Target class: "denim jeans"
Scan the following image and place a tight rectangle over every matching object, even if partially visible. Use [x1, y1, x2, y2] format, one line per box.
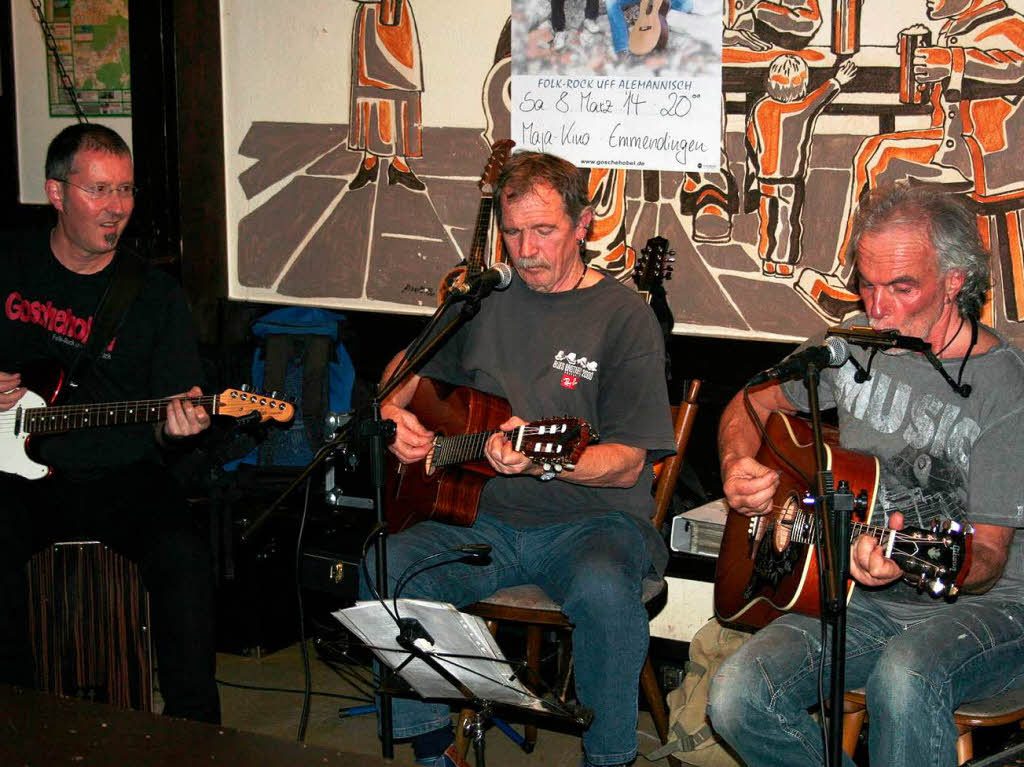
[551, 0, 600, 32]
[607, 0, 692, 53]
[359, 511, 655, 766]
[707, 591, 1024, 767]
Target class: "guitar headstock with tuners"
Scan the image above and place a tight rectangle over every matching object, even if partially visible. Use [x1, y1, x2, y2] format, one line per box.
[633, 235, 675, 302]
[887, 517, 974, 599]
[216, 388, 295, 423]
[510, 417, 598, 474]
[478, 139, 515, 195]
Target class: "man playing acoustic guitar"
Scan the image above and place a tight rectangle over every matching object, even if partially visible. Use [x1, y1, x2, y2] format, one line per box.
[0, 125, 218, 723]
[709, 185, 1024, 766]
[366, 151, 677, 767]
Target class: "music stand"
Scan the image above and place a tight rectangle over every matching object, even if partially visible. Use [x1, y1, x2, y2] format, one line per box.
[334, 599, 592, 766]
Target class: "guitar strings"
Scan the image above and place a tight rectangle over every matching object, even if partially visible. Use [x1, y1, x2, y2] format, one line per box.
[433, 424, 583, 468]
[0, 394, 220, 432]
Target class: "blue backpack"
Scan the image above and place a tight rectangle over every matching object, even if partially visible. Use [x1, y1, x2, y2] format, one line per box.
[227, 307, 355, 468]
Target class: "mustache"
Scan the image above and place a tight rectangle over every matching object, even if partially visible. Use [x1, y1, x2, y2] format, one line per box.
[514, 257, 547, 269]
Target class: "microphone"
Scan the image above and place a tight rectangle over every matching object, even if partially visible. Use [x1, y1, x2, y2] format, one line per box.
[827, 325, 930, 353]
[748, 336, 850, 386]
[452, 262, 514, 298]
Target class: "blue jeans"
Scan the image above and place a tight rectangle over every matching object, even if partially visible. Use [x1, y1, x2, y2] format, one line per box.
[707, 591, 1024, 767]
[359, 512, 655, 766]
[607, 0, 692, 54]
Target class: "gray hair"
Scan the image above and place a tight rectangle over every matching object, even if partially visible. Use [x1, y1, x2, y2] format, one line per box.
[848, 184, 990, 320]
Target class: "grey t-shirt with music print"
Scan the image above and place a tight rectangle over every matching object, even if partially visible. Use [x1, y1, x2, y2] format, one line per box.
[781, 316, 1024, 624]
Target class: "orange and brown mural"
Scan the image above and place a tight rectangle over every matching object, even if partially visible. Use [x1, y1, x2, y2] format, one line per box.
[224, 0, 1024, 346]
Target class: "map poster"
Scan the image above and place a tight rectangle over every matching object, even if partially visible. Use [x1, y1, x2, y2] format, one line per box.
[510, 0, 722, 172]
[45, 0, 131, 117]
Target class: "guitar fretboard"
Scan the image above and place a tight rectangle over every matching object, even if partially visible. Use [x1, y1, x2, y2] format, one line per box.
[21, 395, 219, 435]
[790, 511, 898, 546]
[433, 428, 504, 468]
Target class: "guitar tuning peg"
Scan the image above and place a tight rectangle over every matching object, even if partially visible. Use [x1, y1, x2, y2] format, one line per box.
[542, 462, 552, 472]
[668, 250, 676, 256]
[269, 391, 280, 399]
[240, 384, 251, 392]
[554, 464, 563, 473]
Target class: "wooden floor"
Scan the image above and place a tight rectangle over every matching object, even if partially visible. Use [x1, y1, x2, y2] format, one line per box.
[1, 642, 675, 767]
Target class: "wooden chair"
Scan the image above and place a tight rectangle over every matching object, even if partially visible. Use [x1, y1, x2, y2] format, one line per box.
[842, 686, 1024, 765]
[26, 541, 153, 711]
[455, 380, 701, 756]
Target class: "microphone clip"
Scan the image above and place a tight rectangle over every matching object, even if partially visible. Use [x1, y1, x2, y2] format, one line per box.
[397, 616, 435, 648]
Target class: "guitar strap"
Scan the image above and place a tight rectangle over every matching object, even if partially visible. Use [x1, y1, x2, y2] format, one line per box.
[66, 247, 149, 392]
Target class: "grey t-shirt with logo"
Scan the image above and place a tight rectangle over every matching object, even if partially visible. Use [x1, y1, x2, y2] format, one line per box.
[417, 271, 677, 574]
[781, 316, 1024, 623]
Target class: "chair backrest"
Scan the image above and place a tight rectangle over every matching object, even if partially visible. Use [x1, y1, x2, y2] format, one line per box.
[651, 379, 701, 530]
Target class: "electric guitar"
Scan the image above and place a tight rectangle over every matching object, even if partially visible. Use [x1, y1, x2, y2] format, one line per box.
[629, 0, 670, 55]
[2, 363, 295, 480]
[713, 412, 973, 631]
[437, 139, 515, 304]
[384, 378, 597, 533]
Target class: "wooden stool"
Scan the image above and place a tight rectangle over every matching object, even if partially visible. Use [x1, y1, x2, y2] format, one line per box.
[843, 687, 1024, 765]
[26, 541, 153, 711]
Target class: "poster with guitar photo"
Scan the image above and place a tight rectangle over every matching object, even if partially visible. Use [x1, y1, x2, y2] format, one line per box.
[510, 0, 723, 171]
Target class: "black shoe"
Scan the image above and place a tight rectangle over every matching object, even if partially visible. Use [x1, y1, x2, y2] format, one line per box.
[388, 161, 426, 191]
[349, 160, 379, 190]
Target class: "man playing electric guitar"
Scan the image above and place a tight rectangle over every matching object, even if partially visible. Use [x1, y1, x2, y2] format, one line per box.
[0, 125, 219, 723]
[366, 151, 677, 767]
[709, 185, 1024, 767]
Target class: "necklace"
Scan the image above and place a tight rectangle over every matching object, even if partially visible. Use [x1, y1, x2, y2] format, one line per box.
[570, 264, 588, 291]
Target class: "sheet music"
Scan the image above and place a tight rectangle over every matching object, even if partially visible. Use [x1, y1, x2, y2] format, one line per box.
[334, 600, 547, 711]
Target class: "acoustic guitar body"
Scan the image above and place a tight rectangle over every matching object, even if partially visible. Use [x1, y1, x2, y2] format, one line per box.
[629, 0, 670, 55]
[384, 379, 511, 533]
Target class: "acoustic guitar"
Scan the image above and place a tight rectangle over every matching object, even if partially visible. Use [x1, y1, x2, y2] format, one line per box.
[1, 361, 294, 480]
[713, 412, 973, 631]
[384, 378, 597, 533]
[629, 0, 670, 56]
[437, 139, 515, 304]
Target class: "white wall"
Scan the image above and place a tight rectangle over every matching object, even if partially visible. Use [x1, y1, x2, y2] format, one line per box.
[11, 1, 132, 205]
[220, 0, 510, 203]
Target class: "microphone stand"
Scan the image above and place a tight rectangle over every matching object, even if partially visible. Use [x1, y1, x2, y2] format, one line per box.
[240, 285, 491, 759]
[803, 366, 853, 767]
[358, 288, 497, 758]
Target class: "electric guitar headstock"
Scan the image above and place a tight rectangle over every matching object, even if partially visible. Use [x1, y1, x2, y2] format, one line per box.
[511, 417, 598, 474]
[216, 388, 295, 423]
[633, 235, 675, 303]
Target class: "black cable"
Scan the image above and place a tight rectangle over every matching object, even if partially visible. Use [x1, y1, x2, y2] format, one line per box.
[215, 678, 372, 703]
[295, 476, 314, 742]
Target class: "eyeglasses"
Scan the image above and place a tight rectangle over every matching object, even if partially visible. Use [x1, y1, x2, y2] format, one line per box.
[56, 179, 138, 200]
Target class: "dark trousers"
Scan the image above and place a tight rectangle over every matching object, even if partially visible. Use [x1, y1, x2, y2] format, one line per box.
[551, 0, 600, 31]
[0, 463, 220, 724]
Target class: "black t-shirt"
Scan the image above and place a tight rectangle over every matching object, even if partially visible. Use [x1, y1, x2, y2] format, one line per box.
[417, 271, 677, 570]
[0, 244, 204, 477]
